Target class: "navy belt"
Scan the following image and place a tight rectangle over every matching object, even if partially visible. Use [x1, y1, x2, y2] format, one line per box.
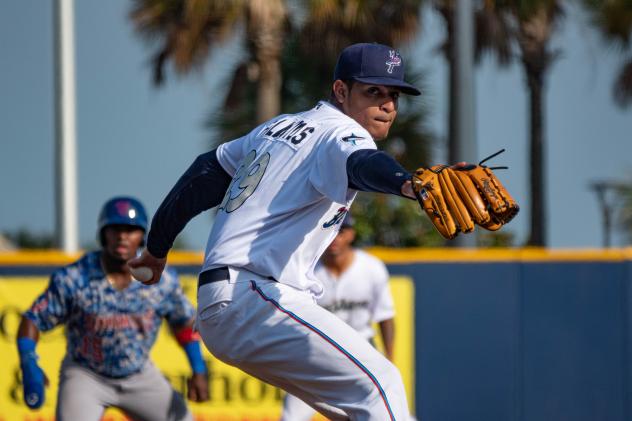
[198, 266, 275, 288]
[198, 267, 230, 287]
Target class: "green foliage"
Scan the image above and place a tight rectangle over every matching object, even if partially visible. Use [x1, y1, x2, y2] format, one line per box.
[582, 0, 632, 47]
[4, 228, 55, 249]
[508, 0, 562, 20]
[617, 183, 632, 244]
[207, 63, 260, 144]
[130, 0, 247, 85]
[476, 229, 516, 248]
[171, 235, 190, 250]
[280, 34, 333, 113]
[581, 0, 632, 107]
[352, 193, 445, 247]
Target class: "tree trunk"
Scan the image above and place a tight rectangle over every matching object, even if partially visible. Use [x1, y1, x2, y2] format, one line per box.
[526, 67, 546, 246]
[447, 26, 458, 165]
[517, 6, 558, 247]
[436, 4, 458, 164]
[247, 0, 286, 124]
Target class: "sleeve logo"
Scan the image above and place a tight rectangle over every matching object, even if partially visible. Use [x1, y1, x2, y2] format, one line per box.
[322, 207, 348, 228]
[340, 133, 365, 146]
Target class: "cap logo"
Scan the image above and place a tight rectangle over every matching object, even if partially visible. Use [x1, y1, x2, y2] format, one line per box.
[386, 50, 401, 74]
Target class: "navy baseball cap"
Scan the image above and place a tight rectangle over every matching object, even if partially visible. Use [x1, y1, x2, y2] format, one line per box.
[334, 43, 421, 96]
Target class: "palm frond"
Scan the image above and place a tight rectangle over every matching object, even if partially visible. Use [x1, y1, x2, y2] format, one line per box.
[300, 0, 423, 68]
[583, 0, 632, 49]
[614, 56, 632, 107]
[130, 0, 244, 85]
[475, 1, 514, 66]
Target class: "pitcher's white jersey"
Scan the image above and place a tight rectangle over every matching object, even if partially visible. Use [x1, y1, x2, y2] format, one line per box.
[202, 101, 376, 296]
[315, 250, 395, 340]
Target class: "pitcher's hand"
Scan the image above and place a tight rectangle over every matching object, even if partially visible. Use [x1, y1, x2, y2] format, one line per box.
[128, 249, 166, 285]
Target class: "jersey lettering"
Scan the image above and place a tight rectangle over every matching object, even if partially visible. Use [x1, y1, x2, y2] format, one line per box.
[287, 121, 307, 136]
[219, 149, 270, 213]
[263, 119, 288, 137]
[272, 122, 294, 138]
[263, 118, 315, 146]
[291, 127, 315, 145]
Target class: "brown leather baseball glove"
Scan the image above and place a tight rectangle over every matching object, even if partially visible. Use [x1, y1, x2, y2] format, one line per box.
[412, 150, 519, 239]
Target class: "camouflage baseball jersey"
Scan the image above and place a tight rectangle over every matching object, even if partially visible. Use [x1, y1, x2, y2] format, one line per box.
[24, 251, 194, 378]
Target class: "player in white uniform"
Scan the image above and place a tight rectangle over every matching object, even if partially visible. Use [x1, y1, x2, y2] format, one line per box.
[281, 214, 397, 421]
[131, 43, 421, 420]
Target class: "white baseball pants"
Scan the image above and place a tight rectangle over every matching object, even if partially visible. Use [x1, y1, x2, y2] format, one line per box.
[196, 270, 411, 421]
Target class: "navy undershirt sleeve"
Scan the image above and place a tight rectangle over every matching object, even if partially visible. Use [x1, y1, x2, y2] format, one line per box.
[147, 149, 232, 258]
[346, 149, 412, 197]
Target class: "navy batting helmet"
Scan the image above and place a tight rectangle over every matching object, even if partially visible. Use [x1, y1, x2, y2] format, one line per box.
[97, 196, 148, 246]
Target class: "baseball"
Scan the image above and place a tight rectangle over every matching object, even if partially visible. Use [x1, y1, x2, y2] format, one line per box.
[130, 266, 153, 282]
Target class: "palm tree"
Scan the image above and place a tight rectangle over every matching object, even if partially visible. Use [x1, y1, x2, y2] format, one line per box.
[130, 0, 288, 123]
[513, 1, 564, 246]
[131, 0, 426, 135]
[430, 1, 515, 247]
[433, 0, 513, 165]
[472, 0, 564, 247]
[581, 0, 632, 108]
[431, 0, 458, 164]
[132, 0, 438, 246]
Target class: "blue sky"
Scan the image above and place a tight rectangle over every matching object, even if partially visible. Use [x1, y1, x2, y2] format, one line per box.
[1, 0, 631, 249]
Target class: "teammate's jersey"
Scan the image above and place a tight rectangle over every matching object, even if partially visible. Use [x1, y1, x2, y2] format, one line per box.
[203, 101, 377, 296]
[314, 250, 395, 340]
[24, 251, 194, 378]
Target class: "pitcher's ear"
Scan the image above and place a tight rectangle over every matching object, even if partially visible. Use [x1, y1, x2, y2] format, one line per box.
[332, 80, 348, 104]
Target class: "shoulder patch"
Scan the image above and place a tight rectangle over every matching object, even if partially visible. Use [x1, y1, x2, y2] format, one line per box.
[340, 133, 365, 146]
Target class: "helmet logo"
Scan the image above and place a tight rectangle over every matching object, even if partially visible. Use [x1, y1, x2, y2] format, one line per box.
[115, 201, 135, 219]
[98, 197, 148, 244]
[386, 50, 401, 74]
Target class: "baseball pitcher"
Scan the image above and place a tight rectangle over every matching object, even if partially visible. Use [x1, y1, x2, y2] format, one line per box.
[131, 43, 425, 420]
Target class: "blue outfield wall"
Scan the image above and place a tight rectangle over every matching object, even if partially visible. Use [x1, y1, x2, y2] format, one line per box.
[388, 260, 631, 421]
[2, 250, 632, 420]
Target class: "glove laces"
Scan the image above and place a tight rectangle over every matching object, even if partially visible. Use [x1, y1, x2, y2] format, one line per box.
[479, 149, 508, 170]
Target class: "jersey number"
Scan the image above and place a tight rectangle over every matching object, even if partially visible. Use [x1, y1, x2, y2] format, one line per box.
[219, 150, 270, 213]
